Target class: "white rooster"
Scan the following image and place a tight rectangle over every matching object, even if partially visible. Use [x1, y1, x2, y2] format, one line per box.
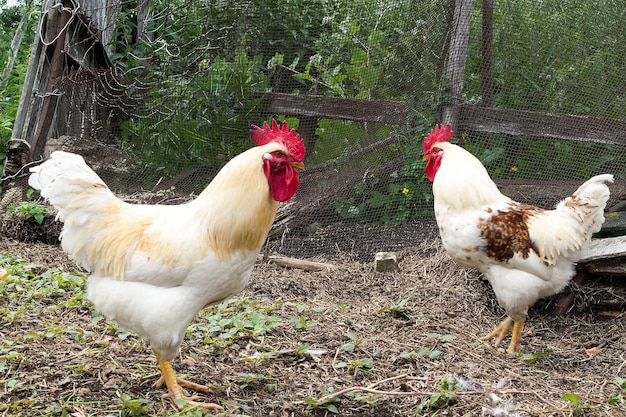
[28, 119, 305, 408]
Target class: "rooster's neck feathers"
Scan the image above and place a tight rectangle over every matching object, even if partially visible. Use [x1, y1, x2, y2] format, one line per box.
[432, 142, 508, 210]
[192, 143, 283, 260]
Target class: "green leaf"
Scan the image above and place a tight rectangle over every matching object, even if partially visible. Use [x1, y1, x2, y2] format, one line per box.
[428, 350, 442, 360]
[561, 393, 580, 405]
[341, 343, 355, 352]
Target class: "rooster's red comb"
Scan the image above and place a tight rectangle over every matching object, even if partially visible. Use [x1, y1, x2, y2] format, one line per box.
[250, 119, 305, 162]
[423, 124, 454, 154]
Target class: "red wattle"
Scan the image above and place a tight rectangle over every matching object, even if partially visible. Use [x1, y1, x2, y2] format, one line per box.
[425, 157, 441, 182]
[264, 160, 300, 202]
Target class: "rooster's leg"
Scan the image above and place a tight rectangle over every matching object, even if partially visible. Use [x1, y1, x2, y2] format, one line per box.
[506, 316, 526, 354]
[481, 317, 514, 348]
[154, 350, 223, 410]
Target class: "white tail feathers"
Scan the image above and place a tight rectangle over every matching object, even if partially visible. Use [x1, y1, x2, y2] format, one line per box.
[529, 174, 613, 264]
[28, 151, 110, 222]
[564, 173, 614, 236]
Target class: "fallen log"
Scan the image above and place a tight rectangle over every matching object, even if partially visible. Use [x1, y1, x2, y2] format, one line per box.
[268, 256, 335, 272]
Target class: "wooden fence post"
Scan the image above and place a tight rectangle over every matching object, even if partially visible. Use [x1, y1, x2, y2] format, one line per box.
[442, 0, 473, 130]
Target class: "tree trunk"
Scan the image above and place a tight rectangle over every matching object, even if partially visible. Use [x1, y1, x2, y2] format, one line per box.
[1, 0, 34, 87]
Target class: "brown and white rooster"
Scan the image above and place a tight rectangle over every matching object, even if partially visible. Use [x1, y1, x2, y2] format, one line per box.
[423, 124, 613, 353]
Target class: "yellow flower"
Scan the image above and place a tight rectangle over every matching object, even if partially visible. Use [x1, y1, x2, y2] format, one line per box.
[511, 166, 518, 172]
[402, 187, 409, 194]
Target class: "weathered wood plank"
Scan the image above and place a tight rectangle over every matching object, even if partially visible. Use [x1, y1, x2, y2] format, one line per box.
[584, 263, 626, 275]
[255, 92, 408, 125]
[256, 92, 626, 147]
[577, 236, 626, 276]
[457, 105, 626, 145]
[578, 236, 626, 263]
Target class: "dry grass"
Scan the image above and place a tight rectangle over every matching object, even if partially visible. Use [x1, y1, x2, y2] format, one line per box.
[1, 227, 625, 417]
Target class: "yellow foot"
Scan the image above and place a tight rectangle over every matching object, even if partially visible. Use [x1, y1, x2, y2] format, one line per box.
[506, 316, 526, 354]
[481, 317, 514, 348]
[161, 387, 223, 410]
[155, 375, 212, 395]
[154, 351, 223, 410]
[481, 316, 526, 354]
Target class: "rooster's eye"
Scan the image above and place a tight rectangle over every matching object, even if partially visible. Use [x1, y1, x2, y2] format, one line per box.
[273, 151, 285, 158]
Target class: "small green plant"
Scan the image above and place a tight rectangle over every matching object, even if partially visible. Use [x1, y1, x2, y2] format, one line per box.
[303, 385, 340, 414]
[236, 372, 274, 390]
[292, 344, 326, 364]
[0, 255, 86, 310]
[377, 298, 411, 319]
[426, 332, 456, 348]
[197, 297, 283, 348]
[414, 374, 461, 415]
[340, 331, 362, 353]
[609, 376, 626, 405]
[296, 345, 326, 362]
[5, 201, 49, 224]
[116, 392, 150, 417]
[401, 333, 456, 361]
[400, 348, 441, 361]
[290, 315, 316, 330]
[562, 392, 592, 416]
[517, 351, 548, 364]
[335, 357, 373, 374]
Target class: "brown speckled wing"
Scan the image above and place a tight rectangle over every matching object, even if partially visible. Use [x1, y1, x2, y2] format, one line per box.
[479, 202, 544, 262]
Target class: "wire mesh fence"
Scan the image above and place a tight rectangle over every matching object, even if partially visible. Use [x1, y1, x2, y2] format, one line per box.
[6, 0, 626, 257]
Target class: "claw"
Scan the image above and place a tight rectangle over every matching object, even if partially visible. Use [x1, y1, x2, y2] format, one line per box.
[481, 317, 514, 347]
[154, 350, 223, 410]
[481, 316, 526, 353]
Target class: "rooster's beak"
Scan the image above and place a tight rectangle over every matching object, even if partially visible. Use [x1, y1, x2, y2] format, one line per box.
[422, 155, 428, 161]
[291, 161, 305, 170]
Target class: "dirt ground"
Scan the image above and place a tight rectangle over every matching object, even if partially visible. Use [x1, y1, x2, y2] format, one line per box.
[1, 218, 626, 417]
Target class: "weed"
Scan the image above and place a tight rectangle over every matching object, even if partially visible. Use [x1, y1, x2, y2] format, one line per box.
[517, 351, 548, 364]
[5, 201, 49, 224]
[426, 332, 456, 348]
[304, 385, 340, 414]
[562, 392, 592, 416]
[117, 392, 150, 417]
[196, 297, 283, 348]
[400, 333, 456, 362]
[292, 344, 327, 364]
[290, 315, 316, 330]
[414, 374, 461, 415]
[400, 348, 440, 361]
[335, 357, 374, 373]
[236, 372, 274, 389]
[608, 377, 626, 406]
[0, 255, 86, 322]
[338, 302, 351, 311]
[340, 331, 362, 352]
[377, 298, 411, 319]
